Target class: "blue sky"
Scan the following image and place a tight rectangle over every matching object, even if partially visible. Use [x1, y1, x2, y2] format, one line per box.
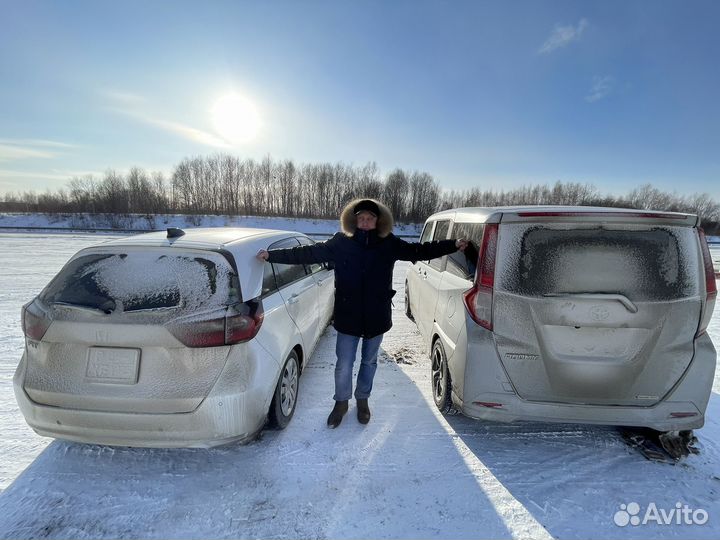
[1, 0, 719, 200]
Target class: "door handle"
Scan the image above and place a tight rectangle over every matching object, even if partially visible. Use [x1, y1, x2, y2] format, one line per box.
[288, 284, 313, 304]
[296, 285, 315, 294]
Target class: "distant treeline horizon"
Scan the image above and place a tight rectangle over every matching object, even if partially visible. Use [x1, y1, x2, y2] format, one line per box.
[1, 154, 719, 233]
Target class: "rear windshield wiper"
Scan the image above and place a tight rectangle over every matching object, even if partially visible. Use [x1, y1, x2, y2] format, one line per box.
[123, 305, 181, 313]
[50, 300, 116, 315]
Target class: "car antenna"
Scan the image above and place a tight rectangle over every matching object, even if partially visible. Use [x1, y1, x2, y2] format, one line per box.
[167, 227, 185, 239]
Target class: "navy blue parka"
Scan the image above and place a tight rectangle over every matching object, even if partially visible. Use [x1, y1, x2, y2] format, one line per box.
[267, 225, 457, 338]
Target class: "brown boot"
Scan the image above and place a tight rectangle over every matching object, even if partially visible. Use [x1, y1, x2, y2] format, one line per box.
[357, 398, 371, 424]
[327, 400, 349, 428]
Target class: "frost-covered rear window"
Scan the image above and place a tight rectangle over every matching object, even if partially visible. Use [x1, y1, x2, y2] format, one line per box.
[497, 225, 700, 301]
[40, 250, 238, 313]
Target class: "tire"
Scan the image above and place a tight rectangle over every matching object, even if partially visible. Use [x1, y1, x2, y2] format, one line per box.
[431, 339, 453, 414]
[404, 281, 414, 321]
[268, 350, 300, 429]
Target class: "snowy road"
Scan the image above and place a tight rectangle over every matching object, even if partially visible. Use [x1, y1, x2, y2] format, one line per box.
[0, 232, 719, 539]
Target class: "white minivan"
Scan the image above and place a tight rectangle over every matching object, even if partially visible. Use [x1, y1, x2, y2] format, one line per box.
[406, 207, 717, 434]
[15, 227, 334, 447]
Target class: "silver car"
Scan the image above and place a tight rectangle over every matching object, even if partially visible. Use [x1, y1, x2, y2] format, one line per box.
[406, 206, 717, 433]
[14, 227, 334, 447]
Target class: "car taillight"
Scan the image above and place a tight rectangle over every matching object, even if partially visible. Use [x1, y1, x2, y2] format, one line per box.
[697, 228, 717, 337]
[168, 299, 264, 348]
[463, 223, 498, 330]
[21, 300, 52, 341]
[226, 300, 265, 344]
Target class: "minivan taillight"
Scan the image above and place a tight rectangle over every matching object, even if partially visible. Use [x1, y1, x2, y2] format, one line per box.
[21, 300, 52, 341]
[697, 228, 717, 337]
[168, 299, 264, 348]
[463, 223, 498, 330]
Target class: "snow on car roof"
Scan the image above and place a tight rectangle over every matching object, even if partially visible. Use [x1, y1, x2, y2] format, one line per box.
[101, 227, 289, 249]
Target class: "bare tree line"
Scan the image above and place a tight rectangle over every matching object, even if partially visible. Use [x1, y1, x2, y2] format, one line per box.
[1, 154, 719, 233]
[442, 182, 720, 233]
[0, 155, 442, 223]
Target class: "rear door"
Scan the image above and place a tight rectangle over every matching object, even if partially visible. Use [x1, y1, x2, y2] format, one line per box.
[492, 213, 703, 407]
[296, 236, 334, 347]
[436, 221, 485, 345]
[270, 237, 320, 353]
[411, 220, 451, 339]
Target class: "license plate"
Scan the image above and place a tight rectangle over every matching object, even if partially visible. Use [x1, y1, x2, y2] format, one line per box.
[86, 348, 140, 384]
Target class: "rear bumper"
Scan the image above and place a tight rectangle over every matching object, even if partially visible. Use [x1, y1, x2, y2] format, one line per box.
[460, 331, 716, 432]
[461, 396, 705, 432]
[13, 344, 279, 448]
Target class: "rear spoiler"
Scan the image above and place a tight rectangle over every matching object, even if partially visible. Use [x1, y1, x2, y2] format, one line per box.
[500, 209, 698, 227]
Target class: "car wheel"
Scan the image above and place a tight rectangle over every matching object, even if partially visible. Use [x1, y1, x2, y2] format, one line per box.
[404, 281, 414, 321]
[269, 350, 300, 429]
[431, 339, 453, 413]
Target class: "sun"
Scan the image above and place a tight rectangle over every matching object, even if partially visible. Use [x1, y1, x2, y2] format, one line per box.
[211, 93, 261, 144]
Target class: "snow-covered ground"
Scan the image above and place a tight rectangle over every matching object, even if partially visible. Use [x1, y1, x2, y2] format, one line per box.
[0, 212, 423, 238]
[0, 231, 718, 539]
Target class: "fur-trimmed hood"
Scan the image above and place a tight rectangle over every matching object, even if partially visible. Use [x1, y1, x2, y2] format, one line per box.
[340, 198, 394, 238]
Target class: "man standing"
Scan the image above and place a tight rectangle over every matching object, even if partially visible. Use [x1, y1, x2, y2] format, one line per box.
[257, 198, 466, 428]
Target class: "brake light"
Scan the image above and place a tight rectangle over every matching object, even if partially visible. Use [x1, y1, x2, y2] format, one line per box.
[168, 299, 264, 348]
[21, 301, 52, 341]
[697, 228, 717, 337]
[463, 223, 498, 330]
[226, 300, 265, 344]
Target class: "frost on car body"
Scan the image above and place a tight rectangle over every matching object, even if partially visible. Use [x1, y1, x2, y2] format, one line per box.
[406, 207, 716, 433]
[14, 227, 334, 447]
[493, 223, 701, 407]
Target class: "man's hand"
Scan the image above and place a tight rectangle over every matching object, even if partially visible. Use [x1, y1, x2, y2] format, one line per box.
[455, 238, 468, 251]
[256, 249, 269, 261]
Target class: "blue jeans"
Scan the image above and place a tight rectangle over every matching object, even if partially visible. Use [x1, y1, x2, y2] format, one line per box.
[333, 332, 384, 401]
